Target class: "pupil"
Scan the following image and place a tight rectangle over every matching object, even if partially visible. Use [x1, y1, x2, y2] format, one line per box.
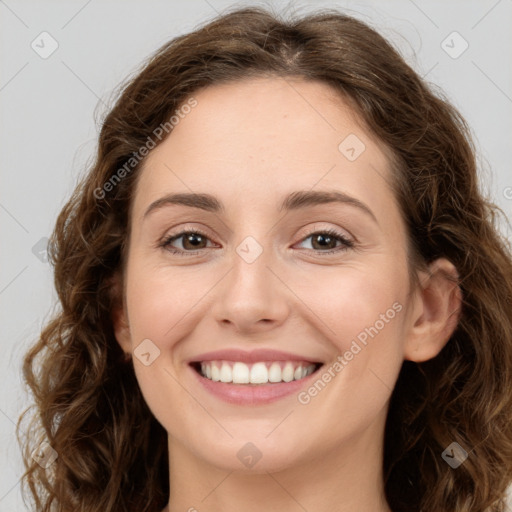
[185, 233, 204, 249]
[314, 234, 334, 250]
[182, 233, 337, 251]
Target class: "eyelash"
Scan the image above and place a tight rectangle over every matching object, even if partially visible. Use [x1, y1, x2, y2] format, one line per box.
[158, 228, 354, 257]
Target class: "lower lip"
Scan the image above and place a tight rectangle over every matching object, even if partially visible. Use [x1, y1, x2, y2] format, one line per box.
[190, 364, 322, 405]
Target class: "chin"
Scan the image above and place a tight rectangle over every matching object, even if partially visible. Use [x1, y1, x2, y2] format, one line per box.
[190, 435, 310, 474]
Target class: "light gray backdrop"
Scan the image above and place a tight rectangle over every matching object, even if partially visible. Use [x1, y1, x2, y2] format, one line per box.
[1, 0, 511, 510]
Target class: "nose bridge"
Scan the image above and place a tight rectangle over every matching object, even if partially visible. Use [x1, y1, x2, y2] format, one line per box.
[213, 230, 289, 331]
[230, 233, 275, 306]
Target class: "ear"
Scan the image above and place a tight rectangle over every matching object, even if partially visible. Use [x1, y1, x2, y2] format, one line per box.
[404, 258, 462, 362]
[109, 272, 132, 356]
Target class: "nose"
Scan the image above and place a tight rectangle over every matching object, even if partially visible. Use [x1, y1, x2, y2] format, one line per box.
[211, 243, 290, 335]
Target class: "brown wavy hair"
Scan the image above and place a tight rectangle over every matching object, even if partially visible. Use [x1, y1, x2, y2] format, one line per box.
[17, 5, 512, 512]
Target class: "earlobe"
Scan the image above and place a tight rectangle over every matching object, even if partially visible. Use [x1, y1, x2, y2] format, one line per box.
[112, 303, 131, 355]
[109, 273, 132, 356]
[404, 258, 462, 362]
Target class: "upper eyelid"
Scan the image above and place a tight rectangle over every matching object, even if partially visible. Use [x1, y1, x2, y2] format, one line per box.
[162, 226, 354, 250]
[301, 223, 354, 241]
[163, 221, 354, 239]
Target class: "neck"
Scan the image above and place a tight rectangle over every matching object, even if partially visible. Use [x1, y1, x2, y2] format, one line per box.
[164, 413, 392, 512]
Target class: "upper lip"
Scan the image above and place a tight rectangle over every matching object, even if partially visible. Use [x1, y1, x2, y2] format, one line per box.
[188, 349, 323, 364]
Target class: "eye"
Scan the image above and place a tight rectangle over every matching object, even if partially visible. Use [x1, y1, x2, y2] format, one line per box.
[296, 228, 354, 255]
[159, 229, 215, 255]
[159, 227, 354, 257]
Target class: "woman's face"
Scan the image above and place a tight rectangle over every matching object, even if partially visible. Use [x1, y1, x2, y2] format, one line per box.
[114, 77, 427, 473]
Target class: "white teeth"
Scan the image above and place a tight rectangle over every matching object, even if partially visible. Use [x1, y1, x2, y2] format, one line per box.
[282, 362, 294, 382]
[219, 362, 232, 383]
[268, 362, 282, 383]
[250, 362, 268, 384]
[197, 360, 318, 385]
[232, 362, 249, 384]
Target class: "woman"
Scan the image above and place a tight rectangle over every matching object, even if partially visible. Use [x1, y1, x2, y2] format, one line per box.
[17, 5, 512, 512]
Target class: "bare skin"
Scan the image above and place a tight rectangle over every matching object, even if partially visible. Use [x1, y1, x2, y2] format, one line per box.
[112, 77, 461, 512]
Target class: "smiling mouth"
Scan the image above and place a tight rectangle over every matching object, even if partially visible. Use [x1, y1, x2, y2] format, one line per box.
[190, 360, 323, 385]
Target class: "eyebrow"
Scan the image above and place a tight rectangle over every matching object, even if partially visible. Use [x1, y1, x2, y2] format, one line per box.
[142, 190, 378, 224]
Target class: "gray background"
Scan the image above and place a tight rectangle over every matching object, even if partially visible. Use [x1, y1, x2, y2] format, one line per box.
[1, 0, 511, 509]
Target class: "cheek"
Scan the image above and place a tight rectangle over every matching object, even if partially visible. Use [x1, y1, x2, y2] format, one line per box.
[289, 263, 408, 418]
[291, 270, 407, 438]
[123, 261, 204, 430]
[291, 263, 407, 354]
[122, 248, 410, 461]
[125, 249, 409, 361]
[124, 261, 204, 347]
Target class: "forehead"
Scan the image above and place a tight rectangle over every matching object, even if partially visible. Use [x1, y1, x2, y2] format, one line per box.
[133, 77, 395, 218]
